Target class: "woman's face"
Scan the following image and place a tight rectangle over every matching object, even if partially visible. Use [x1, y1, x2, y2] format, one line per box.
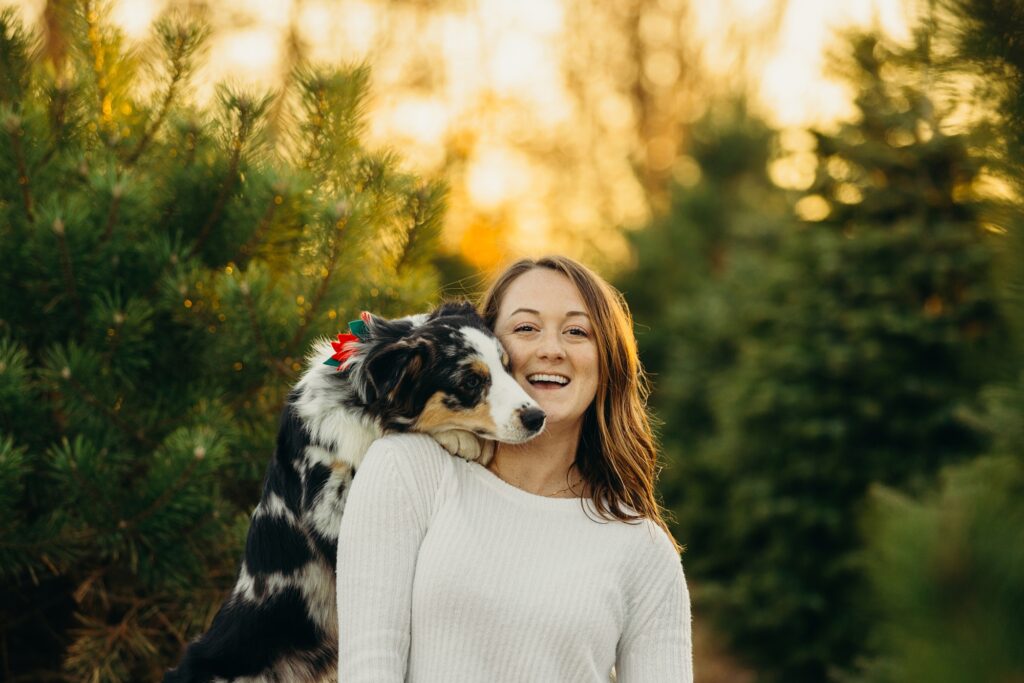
[494, 268, 599, 433]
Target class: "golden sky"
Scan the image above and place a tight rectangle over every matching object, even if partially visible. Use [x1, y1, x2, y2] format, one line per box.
[17, 0, 913, 270]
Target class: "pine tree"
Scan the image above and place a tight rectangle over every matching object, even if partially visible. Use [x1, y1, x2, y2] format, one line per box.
[857, 2, 1024, 680]
[616, 103, 793, 570]
[621, 104, 787, 446]
[668, 33, 1006, 681]
[0, 5, 445, 680]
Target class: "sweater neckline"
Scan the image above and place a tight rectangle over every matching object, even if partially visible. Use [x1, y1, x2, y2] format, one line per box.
[467, 460, 594, 511]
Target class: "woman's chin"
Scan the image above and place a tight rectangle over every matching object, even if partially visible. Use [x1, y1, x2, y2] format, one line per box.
[533, 408, 583, 434]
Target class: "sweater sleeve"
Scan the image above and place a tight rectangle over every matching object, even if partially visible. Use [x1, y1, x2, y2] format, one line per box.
[616, 525, 694, 683]
[335, 435, 447, 683]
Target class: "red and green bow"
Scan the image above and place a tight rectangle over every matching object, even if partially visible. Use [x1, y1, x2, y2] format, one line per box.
[323, 311, 372, 370]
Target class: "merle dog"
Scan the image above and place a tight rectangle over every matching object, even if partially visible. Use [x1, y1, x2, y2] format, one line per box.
[164, 302, 545, 682]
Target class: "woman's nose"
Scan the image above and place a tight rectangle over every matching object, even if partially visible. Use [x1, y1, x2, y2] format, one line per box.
[536, 330, 565, 360]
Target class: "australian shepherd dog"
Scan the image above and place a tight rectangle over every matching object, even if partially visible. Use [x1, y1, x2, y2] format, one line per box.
[164, 301, 545, 682]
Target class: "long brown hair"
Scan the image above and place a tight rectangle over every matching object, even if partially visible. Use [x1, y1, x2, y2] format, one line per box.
[479, 256, 680, 553]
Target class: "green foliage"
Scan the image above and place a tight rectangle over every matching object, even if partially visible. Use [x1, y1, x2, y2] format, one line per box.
[621, 102, 788, 451]
[0, 5, 445, 680]
[625, 33, 1008, 683]
[617, 101, 793, 585]
[860, 455, 1024, 683]
[854, 3, 1024, 681]
[701, 34, 1003, 682]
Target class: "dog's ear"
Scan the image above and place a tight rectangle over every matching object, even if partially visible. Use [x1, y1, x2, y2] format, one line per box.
[362, 338, 432, 404]
[360, 311, 416, 342]
[429, 300, 477, 320]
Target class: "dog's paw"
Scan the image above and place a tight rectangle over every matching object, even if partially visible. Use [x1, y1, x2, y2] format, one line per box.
[432, 429, 492, 463]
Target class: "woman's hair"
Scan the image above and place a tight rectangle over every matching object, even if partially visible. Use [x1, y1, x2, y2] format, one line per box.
[479, 255, 679, 552]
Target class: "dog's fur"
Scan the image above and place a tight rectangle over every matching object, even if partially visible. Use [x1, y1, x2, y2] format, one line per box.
[164, 302, 544, 682]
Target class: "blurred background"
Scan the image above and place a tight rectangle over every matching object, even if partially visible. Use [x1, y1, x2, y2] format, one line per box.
[1, 0, 1021, 681]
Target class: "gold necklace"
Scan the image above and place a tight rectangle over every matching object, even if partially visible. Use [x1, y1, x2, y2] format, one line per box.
[489, 461, 583, 498]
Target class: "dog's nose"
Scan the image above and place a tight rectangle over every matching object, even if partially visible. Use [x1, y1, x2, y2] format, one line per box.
[519, 406, 546, 433]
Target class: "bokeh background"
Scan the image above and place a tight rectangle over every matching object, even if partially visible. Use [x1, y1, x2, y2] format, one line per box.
[1, 0, 1022, 681]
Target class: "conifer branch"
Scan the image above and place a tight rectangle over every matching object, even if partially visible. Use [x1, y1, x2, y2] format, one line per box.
[287, 223, 342, 354]
[37, 81, 71, 169]
[394, 211, 426, 274]
[124, 457, 201, 531]
[100, 183, 122, 243]
[5, 117, 34, 222]
[190, 157, 240, 258]
[124, 61, 184, 167]
[100, 309, 126, 365]
[61, 373, 153, 449]
[190, 129, 246, 258]
[51, 219, 81, 321]
[395, 184, 443, 273]
[394, 223, 416, 274]
[234, 191, 279, 267]
[240, 283, 290, 377]
[83, 2, 112, 144]
[152, 606, 186, 646]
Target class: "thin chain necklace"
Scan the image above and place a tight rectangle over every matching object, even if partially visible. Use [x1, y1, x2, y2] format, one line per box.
[489, 460, 583, 498]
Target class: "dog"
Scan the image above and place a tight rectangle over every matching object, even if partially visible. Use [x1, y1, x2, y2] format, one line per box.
[164, 301, 545, 682]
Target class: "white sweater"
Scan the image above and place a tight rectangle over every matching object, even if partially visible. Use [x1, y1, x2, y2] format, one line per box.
[335, 433, 693, 682]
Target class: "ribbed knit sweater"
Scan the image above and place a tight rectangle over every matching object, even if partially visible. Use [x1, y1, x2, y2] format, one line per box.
[335, 433, 693, 682]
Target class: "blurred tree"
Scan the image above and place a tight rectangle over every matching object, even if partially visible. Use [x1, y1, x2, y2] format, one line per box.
[626, 30, 1007, 681]
[620, 102, 787, 444]
[860, 454, 1024, 683]
[855, 2, 1024, 681]
[0, 4, 445, 680]
[700, 32, 1005, 681]
[617, 108, 798, 683]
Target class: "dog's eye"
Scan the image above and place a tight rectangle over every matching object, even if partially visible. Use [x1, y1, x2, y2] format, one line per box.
[465, 375, 482, 390]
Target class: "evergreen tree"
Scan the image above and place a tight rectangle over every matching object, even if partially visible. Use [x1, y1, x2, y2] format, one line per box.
[617, 103, 792, 572]
[0, 6, 445, 680]
[620, 104, 788, 449]
[659, 33, 1004, 682]
[857, 2, 1024, 680]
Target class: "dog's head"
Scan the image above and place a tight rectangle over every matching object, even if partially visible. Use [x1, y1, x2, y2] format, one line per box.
[342, 301, 545, 443]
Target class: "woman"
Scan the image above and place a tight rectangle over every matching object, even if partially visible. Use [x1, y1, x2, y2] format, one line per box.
[336, 256, 692, 682]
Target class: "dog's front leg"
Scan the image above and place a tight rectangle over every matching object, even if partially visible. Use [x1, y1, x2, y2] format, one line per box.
[431, 429, 494, 464]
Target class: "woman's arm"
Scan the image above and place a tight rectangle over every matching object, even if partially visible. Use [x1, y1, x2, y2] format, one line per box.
[616, 527, 694, 683]
[335, 435, 443, 682]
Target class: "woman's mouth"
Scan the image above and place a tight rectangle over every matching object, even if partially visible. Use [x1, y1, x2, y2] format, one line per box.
[526, 373, 571, 389]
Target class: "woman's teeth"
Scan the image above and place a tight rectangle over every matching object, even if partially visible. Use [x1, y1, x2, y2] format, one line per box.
[527, 373, 570, 386]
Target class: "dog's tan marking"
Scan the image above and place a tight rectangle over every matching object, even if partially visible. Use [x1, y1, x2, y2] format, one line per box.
[331, 461, 353, 473]
[413, 391, 499, 434]
[469, 358, 491, 379]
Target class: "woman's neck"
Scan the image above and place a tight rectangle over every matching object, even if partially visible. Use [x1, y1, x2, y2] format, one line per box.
[489, 420, 586, 497]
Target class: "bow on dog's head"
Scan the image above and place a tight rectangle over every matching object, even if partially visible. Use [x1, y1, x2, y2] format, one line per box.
[342, 301, 546, 443]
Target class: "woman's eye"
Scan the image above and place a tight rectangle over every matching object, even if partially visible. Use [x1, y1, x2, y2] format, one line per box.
[513, 324, 537, 333]
[566, 327, 589, 337]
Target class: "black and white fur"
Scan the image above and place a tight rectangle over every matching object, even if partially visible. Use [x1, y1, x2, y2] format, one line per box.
[164, 302, 544, 683]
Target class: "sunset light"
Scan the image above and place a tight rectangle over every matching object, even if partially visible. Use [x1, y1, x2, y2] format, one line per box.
[16, 0, 912, 269]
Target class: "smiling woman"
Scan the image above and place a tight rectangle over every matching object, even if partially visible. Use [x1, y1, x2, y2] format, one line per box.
[335, 254, 692, 682]
[479, 256, 673, 522]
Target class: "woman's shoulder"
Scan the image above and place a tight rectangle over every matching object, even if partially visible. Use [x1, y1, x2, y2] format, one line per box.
[619, 518, 683, 575]
[360, 432, 456, 492]
[367, 432, 449, 458]
[590, 503, 679, 558]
